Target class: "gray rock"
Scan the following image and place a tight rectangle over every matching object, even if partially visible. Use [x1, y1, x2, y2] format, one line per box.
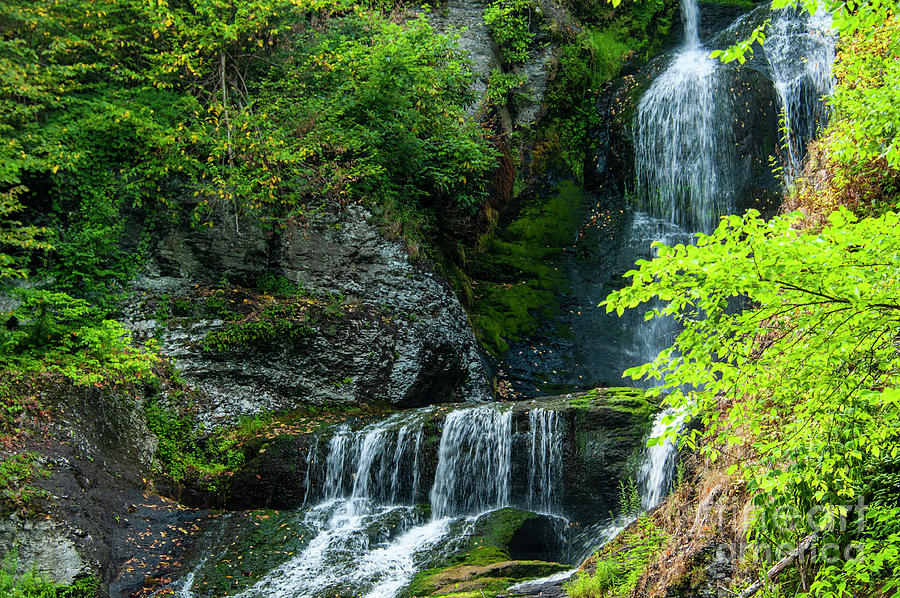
[124, 203, 490, 427]
[428, 0, 502, 110]
[0, 516, 86, 585]
[49, 384, 158, 470]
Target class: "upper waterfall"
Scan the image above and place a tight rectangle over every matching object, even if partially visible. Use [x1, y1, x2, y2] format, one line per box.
[764, 7, 835, 184]
[681, 0, 701, 49]
[634, 0, 737, 232]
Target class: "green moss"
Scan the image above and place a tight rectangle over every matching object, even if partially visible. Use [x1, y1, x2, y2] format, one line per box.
[469, 507, 536, 552]
[568, 388, 601, 409]
[469, 181, 586, 356]
[532, 0, 678, 179]
[568, 386, 653, 415]
[401, 508, 568, 596]
[405, 559, 567, 597]
[700, 0, 758, 6]
[192, 510, 313, 596]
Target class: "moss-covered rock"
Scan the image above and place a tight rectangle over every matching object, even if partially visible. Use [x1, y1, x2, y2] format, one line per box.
[402, 508, 569, 597]
[185, 510, 315, 596]
[468, 180, 586, 356]
[409, 560, 568, 596]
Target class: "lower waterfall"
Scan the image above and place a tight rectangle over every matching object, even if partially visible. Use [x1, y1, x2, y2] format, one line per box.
[170, 401, 680, 597]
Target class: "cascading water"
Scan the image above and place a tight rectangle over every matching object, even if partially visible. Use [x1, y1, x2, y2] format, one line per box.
[764, 7, 835, 184]
[634, 0, 737, 233]
[177, 412, 445, 598]
[527, 408, 563, 514]
[430, 405, 513, 517]
[627, 0, 738, 378]
[171, 404, 578, 597]
[319, 414, 424, 506]
[638, 409, 689, 509]
[507, 411, 686, 594]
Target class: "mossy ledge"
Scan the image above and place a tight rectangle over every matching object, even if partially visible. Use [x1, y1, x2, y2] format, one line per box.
[400, 508, 569, 597]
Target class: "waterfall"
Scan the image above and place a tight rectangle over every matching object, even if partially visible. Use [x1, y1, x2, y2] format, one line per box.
[681, 0, 700, 48]
[169, 400, 686, 597]
[634, 0, 736, 233]
[764, 7, 835, 184]
[170, 404, 583, 597]
[323, 426, 354, 500]
[638, 409, 688, 509]
[227, 502, 449, 598]
[430, 405, 513, 518]
[527, 408, 563, 514]
[302, 437, 319, 505]
[318, 414, 427, 506]
[626, 0, 721, 510]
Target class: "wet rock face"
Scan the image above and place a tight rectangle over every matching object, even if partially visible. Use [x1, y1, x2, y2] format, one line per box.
[49, 383, 158, 470]
[0, 381, 206, 597]
[125, 203, 490, 426]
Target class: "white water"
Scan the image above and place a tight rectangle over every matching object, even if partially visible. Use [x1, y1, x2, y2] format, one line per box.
[229, 501, 450, 598]
[430, 405, 513, 517]
[171, 404, 573, 597]
[318, 412, 428, 506]
[527, 408, 563, 514]
[634, 0, 736, 233]
[638, 409, 689, 509]
[167, 397, 686, 598]
[764, 7, 835, 184]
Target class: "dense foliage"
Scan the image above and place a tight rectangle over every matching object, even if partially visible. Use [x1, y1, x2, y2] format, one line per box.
[0, 0, 496, 224]
[484, 0, 540, 65]
[827, 14, 900, 169]
[0, 0, 499, 382]
[606, 207, 900, 595]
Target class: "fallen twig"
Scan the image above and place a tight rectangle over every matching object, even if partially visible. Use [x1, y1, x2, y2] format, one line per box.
[738, 532, 819, 598]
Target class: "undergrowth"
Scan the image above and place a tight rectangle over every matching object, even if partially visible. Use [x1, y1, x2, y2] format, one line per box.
[0, 453, 50, 516]
[566, 515, 668, 597]
[0, 551, 98, 597]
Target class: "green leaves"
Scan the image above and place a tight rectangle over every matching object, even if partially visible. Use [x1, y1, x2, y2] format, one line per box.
[483, 0, 539, 65]
[604, 205, 900, 592]
[0, 289, 159, 386]
[0, 187, 49, 281]
[709, 21, 768, 64]
[828, 15, 900, 169]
